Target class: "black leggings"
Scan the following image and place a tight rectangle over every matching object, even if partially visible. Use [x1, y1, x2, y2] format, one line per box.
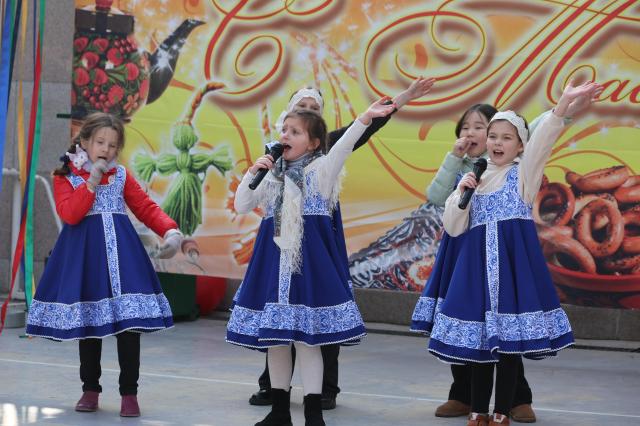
[471, 354, 521, 415]
[79, 331, 141, 396]
[449, 357, 532, 406]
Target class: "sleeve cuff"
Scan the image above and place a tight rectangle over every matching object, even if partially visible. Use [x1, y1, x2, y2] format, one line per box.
[549, 109, 567, 124]
[442, 152, 464, 169]
[242, 170, 256, 182]
[163, 228, 183, 239]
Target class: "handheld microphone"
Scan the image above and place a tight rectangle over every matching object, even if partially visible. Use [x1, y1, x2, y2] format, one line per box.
[249, 143, 284, 190]
[458, 158, 488, 209]
[264, 140, 279, 154]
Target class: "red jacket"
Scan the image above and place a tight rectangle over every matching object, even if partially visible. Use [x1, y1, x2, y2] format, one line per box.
[54, 164, 178, 237]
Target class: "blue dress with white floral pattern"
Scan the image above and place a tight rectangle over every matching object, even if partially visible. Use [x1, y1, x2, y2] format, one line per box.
[410, 231, 467, 333]
[26, 166, 173, 341]
[410, 173, 465, 332]
[422, 165, 573, 363]
[226, 170, 366, 351]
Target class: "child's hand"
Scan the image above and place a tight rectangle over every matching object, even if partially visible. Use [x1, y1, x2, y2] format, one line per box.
[156, 229, 184, 259]
[452, 136, 471, 158]
[554, 80, 603, 117]
[457, 171, 478, 194]
[358, 96, 397, 125]
[248, 154, 275, 175]
[564, 82, 604, 118]
[86, 159, 109, 189]
[394, 76, 436, 108]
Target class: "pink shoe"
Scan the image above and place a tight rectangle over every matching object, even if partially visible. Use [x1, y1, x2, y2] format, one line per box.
[75, 391, 99, 412]
[120, 395, 141, 417]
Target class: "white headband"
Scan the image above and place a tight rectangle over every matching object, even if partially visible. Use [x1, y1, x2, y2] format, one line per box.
[287, 88, 324, 113]
[490, 110, 529, 145]
[274, 87, 324, 133]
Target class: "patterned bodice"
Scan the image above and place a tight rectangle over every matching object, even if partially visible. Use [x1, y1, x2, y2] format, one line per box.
[264, 169, 332, 218]
[469, 165, 532, 229]
[67, 165, 127, 215]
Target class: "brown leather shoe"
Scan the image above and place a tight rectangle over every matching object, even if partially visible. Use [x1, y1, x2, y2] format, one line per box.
[435, 399, 471, 417]
[489, 413, 511, 425]
[75, 391, 99, 412]
[120, 395, 141, 417]
[467, 413, 490, 426]
[510, 404, 536, 423]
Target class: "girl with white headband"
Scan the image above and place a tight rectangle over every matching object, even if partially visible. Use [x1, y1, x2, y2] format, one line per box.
[414, 98, 593, 422]
[417, 80, 602, 426]
[244, 77, 436, 413]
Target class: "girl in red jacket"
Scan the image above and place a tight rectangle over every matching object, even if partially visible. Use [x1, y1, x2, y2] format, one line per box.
[26, 112, 183, 417]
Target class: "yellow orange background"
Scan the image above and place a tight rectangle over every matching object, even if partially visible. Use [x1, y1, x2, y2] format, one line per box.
[74, 1, 640, 304]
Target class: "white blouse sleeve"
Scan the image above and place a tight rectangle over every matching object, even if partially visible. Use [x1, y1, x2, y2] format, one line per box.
[442, 189, 470, 237]
[519, 112, 565, 204]
[320, 118, 369, 185]
[234, 171, 264, 214]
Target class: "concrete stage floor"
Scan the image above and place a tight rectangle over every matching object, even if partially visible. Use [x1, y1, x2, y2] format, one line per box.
[1, 318, 639, 425]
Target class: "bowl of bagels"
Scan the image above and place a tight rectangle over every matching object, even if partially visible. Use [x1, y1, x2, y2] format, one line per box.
[534, 165, 640, 308]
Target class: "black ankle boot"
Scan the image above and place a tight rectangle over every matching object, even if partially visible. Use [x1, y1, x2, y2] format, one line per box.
[255, 388, 292, 426]
[304, 394, 325, 426]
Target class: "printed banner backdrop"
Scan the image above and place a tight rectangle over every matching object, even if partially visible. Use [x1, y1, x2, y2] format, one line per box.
[71, 0, 640, 309]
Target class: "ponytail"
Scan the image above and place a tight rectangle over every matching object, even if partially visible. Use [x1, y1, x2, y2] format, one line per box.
[53, 141, 80, 176]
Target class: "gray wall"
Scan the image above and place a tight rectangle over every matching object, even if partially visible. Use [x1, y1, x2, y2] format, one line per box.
[1, 0, 75, 294]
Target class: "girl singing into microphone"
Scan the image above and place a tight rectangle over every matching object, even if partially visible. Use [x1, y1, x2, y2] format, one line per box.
[413, 80, 601, 426]
[413, 94, 596, 421]
[244, 77, 435, 412]
[227, 99, 395, 426]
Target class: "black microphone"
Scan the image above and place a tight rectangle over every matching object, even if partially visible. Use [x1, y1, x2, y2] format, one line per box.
[249, 143, 284, 190]
[458, 158, 488, 209]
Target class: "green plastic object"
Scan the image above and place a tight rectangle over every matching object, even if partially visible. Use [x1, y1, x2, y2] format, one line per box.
[157, 272, 199, 321]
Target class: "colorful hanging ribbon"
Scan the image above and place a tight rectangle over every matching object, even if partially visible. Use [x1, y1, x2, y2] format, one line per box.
[0, 0, 21, 332]
[0, 0, 44, 334]
[16, 0, 27, 192]
[0, 0, 19, 192]
[23, 0, 43, 309]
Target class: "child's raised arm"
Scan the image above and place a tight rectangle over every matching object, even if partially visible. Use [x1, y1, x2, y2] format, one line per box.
[327, 77, 435, 152]
[520, 80, 603, 204]
[392, 76, 436, 109]
[320, 97, 395, 188]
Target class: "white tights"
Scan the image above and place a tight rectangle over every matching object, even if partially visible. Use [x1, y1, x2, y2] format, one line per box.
[267, 343, 323, 395]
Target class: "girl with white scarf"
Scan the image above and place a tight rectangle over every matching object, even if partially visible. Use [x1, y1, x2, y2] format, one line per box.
[228, 99, 395, 426]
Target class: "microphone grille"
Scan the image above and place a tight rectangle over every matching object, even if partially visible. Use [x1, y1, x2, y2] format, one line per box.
[270, 143, 284, 157]
[475, 158, 488, 172]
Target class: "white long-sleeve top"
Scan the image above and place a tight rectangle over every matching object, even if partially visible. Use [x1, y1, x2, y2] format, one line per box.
[234, 118, 370, 214]
[443, 112, 565, 236]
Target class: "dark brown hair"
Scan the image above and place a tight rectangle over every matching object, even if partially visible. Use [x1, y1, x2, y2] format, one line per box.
[54, 112, 125, 175]
[455, 104, 498, 137]
[282, 110, 328, 153]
